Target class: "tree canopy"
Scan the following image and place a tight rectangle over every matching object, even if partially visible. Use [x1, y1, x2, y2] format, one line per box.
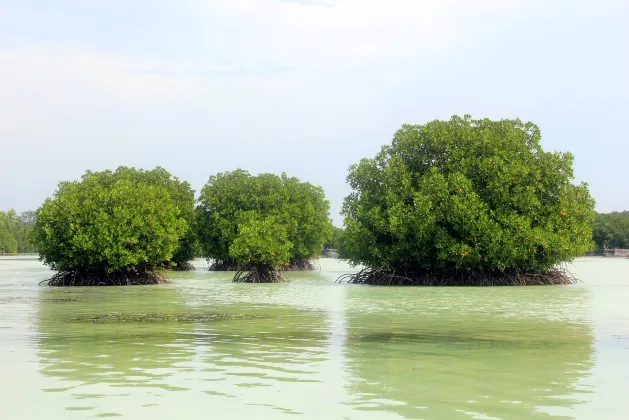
[81, 166, 198, 268]
[32, 167, 190, 285]
[196, 169, 333, 280]
[340, 115, 596, 285]
[593, 211, 629, 250]
[0, 210, 37, 254]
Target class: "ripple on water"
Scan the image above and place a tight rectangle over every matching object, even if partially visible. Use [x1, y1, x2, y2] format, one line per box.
[1, 257, 628, 419]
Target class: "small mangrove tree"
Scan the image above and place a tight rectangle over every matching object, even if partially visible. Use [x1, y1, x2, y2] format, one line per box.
[339, 115, 596, 286]
[195, 169, 333, 281]
[32, 167, 190, 286]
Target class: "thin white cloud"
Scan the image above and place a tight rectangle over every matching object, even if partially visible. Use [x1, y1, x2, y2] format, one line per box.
[1, 0, 628, 218]
[0, 0, 554, 123]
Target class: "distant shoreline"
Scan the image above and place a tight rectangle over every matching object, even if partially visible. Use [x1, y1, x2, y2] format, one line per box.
[586, 249, 629, 258]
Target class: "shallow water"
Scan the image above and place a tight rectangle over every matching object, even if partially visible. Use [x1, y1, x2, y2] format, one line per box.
[0, 256, 627, 419]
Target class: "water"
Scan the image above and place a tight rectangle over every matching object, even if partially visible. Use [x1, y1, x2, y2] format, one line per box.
[1, 257, 628, 419]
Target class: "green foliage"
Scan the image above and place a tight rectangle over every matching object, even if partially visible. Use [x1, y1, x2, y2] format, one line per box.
[324, 227, 344, 249]
[593, 211, 629, 249]
[229, 214, 292, 267]
[0, 209, 37, 254]
[80, 166, 198, 266]
[196, 169, 333, 269]
[342, 115, 596, 277]
[280, 174, 334, 262]
[32, 168, 188, 277]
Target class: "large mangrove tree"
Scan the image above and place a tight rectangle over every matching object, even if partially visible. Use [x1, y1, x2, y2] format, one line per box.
[195, 169, 333, 282]
[32, 167, 191, 286]
[340, 115, 596, 286]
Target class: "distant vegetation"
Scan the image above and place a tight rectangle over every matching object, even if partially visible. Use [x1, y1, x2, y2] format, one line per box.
[324, 227, 348, 258]
[593, 211, 629, 250]
[0, 210, 37, 254]
[195, 169, 333, 282]
[339, 115, 596, 286]
[31, 167, 193, 286]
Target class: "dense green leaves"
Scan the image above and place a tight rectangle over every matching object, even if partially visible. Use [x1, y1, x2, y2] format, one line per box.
[342, 115, 596, 275]
[80, 166, 198, 266]
[593, 211, 629, 249]
[229, 214, 292, 267]
[32, 168, 189, 276]
[196, 169, 333, 270]
[324, 227, 345, 250]
[0, 210, 37, 254]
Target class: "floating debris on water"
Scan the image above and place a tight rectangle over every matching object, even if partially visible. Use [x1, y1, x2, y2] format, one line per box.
[41, 298, 82, 302]
[70, 312, 263, 323]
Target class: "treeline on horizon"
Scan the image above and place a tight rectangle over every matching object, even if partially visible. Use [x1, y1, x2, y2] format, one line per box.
[592, 211, 629, 250]
[0, 210, 37, 254]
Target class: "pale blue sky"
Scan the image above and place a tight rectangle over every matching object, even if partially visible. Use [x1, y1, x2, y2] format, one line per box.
[1, 0, 627, 225]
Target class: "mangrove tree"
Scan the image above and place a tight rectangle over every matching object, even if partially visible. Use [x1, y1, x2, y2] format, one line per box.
[32, 168, 189, 286]
[339, 115, 596, 286]
[195, 169, 333, 281]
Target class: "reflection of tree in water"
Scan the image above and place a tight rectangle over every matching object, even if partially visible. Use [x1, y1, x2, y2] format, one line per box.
[193, 306, 329, 380]
[185, 306, 330, 413]
[342, 286, 595, 419]
[173, 281, 334, 415]
[35, 285, 221, 392]
[35, 283, 332, 416]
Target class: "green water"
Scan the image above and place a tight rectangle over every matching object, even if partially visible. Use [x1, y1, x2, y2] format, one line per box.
[1, 257, 627, 419]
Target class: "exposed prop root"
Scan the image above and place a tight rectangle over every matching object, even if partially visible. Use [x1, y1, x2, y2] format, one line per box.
[41, 270, 171, 286]
[284, 259, 318, 271]
[336, 267, 578, 286]
[207, 259, 243, 271]
[232, 265, 287, 283]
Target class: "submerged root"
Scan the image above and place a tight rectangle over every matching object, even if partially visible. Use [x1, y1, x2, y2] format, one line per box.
[41, 270, 171, 287]
[336, 267, 578, 286]
[207, 259, 243, 271]
[233, 265, 287, 283]
[284, 259, 318, 271]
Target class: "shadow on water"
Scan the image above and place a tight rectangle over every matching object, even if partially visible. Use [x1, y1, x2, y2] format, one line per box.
[341, 285, 595, 419]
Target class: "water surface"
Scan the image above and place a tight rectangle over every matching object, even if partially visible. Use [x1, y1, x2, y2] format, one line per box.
[1, 256, 627, 419]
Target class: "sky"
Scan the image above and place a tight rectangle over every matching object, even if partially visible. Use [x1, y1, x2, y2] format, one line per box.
[0, 0, 628, 226]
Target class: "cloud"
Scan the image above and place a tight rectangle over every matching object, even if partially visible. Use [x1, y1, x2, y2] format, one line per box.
[185, 0, 489, 68]
[1, 0, 628, 219]
[122, 64, 294, 79]
[278, 0, 337, 7]
[0, 47, 194, 132]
